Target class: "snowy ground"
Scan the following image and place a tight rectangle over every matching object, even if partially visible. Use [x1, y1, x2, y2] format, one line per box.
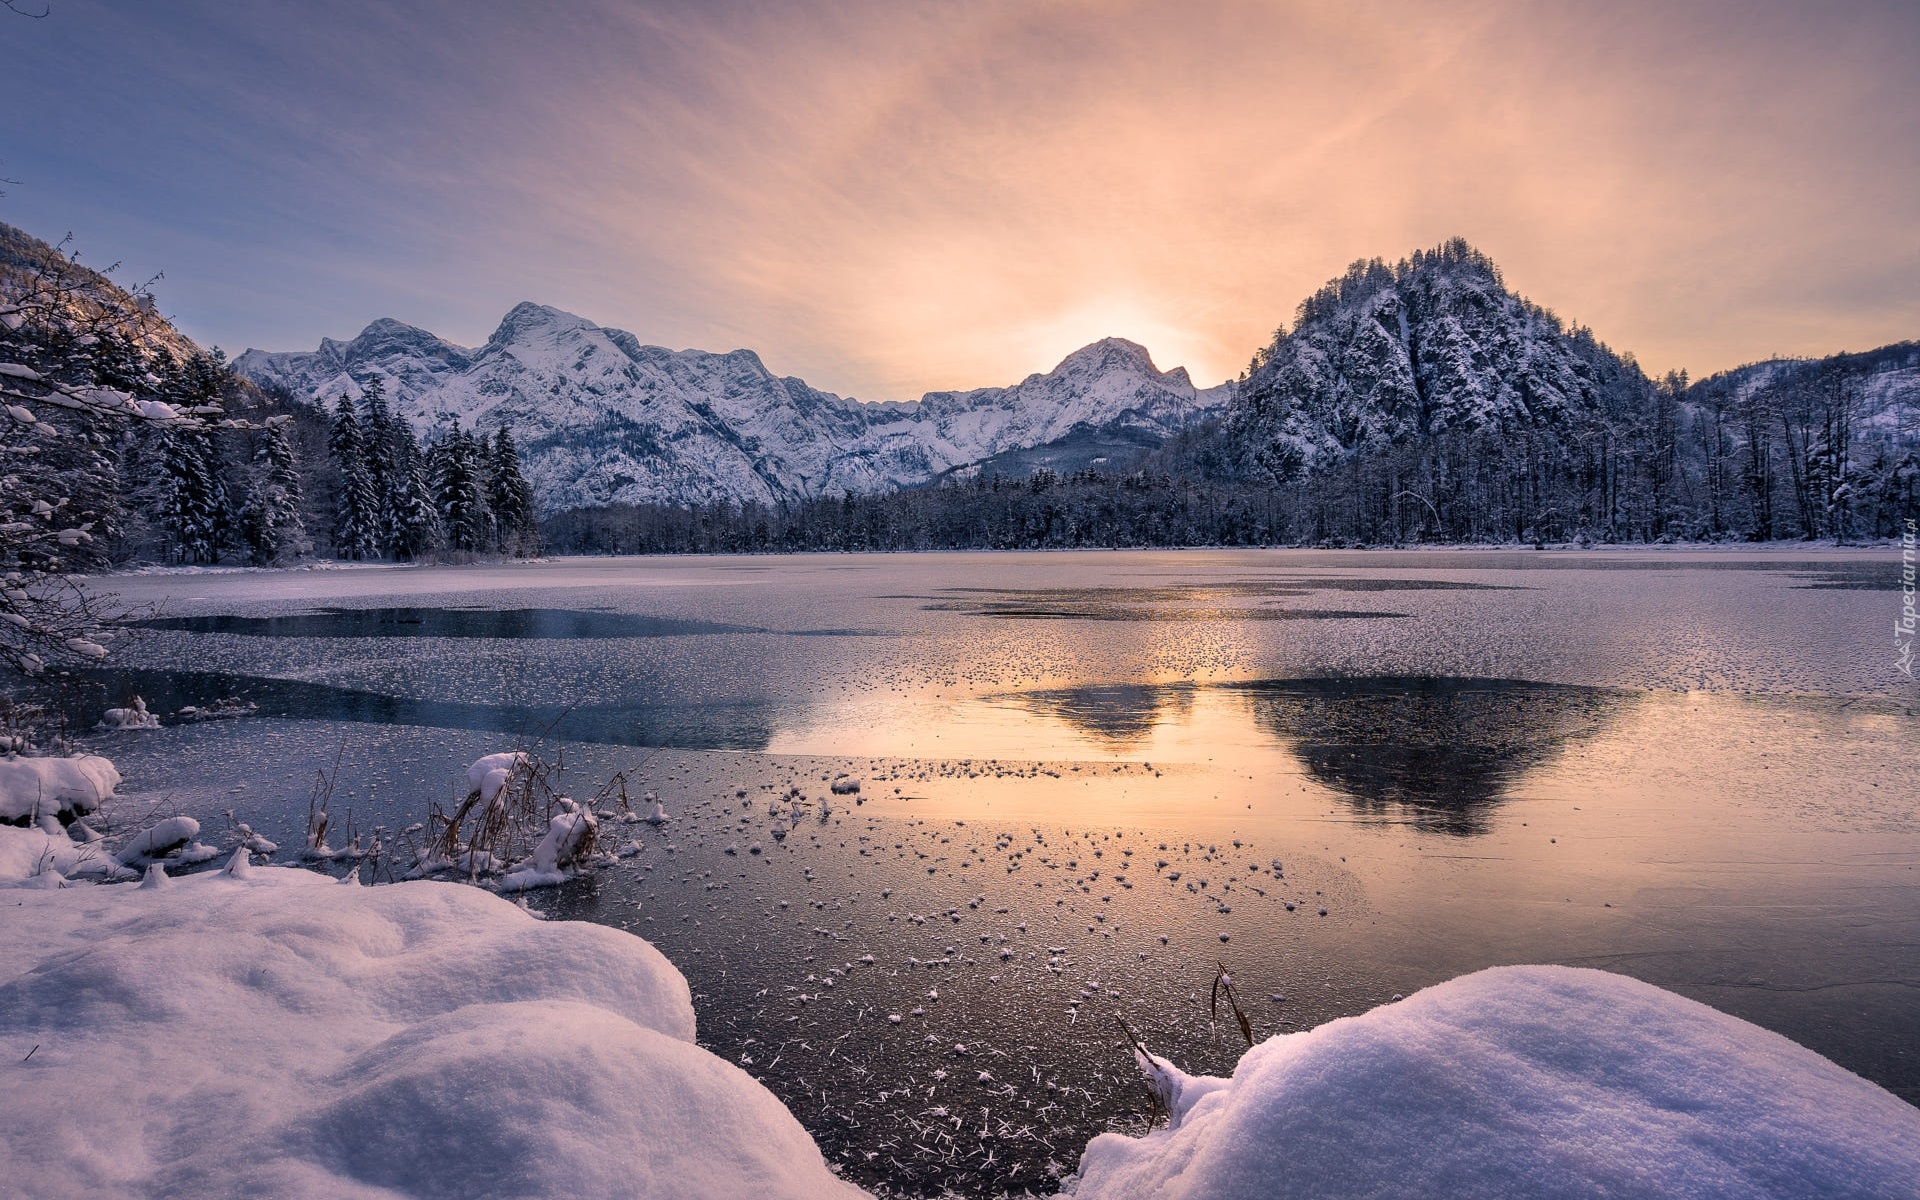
[0, 861, 866, 1199]
[3, 852, 1917, 1198]
[1072, 966, 1920, 1199]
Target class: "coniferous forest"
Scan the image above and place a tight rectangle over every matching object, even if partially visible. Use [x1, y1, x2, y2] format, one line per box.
[118, 369, 540, 567]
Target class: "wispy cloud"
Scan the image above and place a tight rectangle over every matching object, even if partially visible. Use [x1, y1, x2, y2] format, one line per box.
[6, 0, 1916, 395]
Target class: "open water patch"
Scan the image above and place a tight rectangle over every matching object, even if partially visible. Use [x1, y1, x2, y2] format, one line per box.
[130, 607, 760, 639]
[74, 667, 781, 750]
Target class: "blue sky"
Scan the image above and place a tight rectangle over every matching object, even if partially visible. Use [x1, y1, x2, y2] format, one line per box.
[4, 0, 1916, 398]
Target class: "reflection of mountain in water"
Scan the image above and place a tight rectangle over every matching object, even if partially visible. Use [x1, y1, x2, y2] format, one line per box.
[1018, 683, 1196, 748]
[1232, 677, 1631, 835]
[73, 668, 779, 751]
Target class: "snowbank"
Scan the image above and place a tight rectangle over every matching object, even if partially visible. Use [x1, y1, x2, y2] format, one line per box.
[0, 824, 131, 883]
[0, 868, 867, 1199]
[0, 753, 120, 824]
[1070, 965, 1920, 1200]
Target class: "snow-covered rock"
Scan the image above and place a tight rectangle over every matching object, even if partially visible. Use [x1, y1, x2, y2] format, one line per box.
[234, 306, 1228, 511]
[1070, 965, 1920, 1200]
[0, 868, 868, 1199]
[0, 753, 120, 824]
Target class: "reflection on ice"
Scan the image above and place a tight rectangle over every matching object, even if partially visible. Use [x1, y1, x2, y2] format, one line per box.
[79, 662, 1635, 830]
[1229, 677, 1630, 835]
[1005, 677, 1630, 834]
[1018, 682, 1198, 747]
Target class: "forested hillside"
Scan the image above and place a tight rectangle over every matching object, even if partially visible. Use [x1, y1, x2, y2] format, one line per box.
[549, 241, 1916, 551]
[0, 223, 542, 569]
[1222, 239, 1915, 543]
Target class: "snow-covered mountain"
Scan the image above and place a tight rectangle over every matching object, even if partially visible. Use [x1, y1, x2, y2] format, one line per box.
[1226, 238, 1646, 482]
[234, 305, 1229, 510]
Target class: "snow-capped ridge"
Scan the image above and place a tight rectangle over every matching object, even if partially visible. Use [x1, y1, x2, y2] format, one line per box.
[235, 309, 1230, 510]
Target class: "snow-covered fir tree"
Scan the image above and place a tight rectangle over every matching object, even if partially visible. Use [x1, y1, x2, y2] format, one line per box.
[239, 414, 308, 565]
[387, 431, 441, 560]
[327, 394, 381, 559]
[356, 375, 404, 553]
[429, 422, 493, 552]
[488, 427, 539, 556]
[153, 423, 231, 564]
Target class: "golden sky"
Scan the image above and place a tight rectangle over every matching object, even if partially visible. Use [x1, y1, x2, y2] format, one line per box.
[10, 0, 1918, 396]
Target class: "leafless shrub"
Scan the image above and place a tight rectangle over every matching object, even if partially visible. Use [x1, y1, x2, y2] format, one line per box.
[425, 749, 572, 879]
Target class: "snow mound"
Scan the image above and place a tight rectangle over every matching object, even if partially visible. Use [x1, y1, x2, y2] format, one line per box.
[114, 814, 200, 864]
[0, 753, 120, 823]
[497, 801, 597, 892]
[0, 824, 132, 883]
[1069, 965, 1920, 1200]
[99, 696, 161, 729]
[0, 868, 868, 1199]
[467, 750, 527, 804]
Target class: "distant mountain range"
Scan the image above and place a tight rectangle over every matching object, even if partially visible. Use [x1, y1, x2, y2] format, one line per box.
[234, 307, 1228, 511]
[220, 232, 1914, 535]
[12, 214, 1911, 547]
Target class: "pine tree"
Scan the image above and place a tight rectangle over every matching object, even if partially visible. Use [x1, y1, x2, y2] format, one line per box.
[387, 431, 442, 560]
[428, 423, 493, 552]
[239, 415, 309, 565]
[327, 394, 380, 559]
[488, 427, 540, 556]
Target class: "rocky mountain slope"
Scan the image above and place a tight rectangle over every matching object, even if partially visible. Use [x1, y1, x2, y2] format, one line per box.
[1225, 238, 1647, 482]
[235, 306, 1228, 510]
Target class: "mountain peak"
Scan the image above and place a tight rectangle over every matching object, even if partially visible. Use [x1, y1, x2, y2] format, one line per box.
[342, 317, 454, 352]
[1055, 337, 1158, 375]
[488, 302, 595, 345]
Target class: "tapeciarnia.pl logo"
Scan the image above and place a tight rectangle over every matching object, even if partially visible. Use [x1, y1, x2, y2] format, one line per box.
[1899, 518, 1917, 678]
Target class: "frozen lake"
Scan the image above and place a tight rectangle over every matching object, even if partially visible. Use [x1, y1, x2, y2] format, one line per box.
[80, 548, 1920, 1195]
